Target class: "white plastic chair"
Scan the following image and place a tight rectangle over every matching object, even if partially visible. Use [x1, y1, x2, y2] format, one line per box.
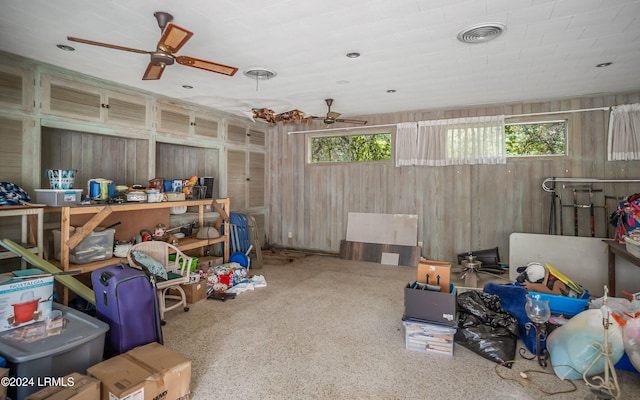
[127, 241, 192, 324]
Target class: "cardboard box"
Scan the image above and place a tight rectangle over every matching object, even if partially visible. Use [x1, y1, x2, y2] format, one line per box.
[417, 259, 451, 293]
[196, 256, 224, 270]
[25, 372, 100, 400]
[404, 283, 457, 327]
[403, 319, 457, 356]
[0, 367, 8, 400]
[87, 342, 191, 400]
[0, 274, 54, 332]
[169, 281, 207, 304]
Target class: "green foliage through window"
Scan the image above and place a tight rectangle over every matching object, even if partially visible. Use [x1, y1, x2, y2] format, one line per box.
[311, 132, 392, 163]
[505, 120, 567, 156]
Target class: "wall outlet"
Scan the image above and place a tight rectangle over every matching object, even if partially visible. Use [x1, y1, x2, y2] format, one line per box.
[417, 241, 423, 248]
[288, 231, 293, 239]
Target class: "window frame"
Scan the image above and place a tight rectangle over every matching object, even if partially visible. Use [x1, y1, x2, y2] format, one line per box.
[306, 126, 395, 166]
[504, 116, 569, 159]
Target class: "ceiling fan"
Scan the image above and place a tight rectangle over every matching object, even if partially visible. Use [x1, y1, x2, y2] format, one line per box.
[313, 99, 367, 127]
[67, 12, 238, 80]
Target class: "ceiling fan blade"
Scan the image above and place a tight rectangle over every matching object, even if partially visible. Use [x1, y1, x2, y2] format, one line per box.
[158, 22, 193, 53]
[328, 111, 341, 119]
[67, 36, 150, 54]
[142, 62, 165, 80]
[336, 118, 368, 125]
[176, 56, 238, 76]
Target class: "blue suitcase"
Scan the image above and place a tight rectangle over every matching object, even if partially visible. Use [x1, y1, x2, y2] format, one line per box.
[91, 263, 163, 358]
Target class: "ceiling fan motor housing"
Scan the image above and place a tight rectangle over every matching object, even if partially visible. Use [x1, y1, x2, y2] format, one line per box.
[150, 51, 175, 66]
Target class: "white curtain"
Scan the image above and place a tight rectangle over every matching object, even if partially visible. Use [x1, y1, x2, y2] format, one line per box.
[397, 115, 505, 166]
[608, 103, 640, 161]
[395, 122, 418, 166]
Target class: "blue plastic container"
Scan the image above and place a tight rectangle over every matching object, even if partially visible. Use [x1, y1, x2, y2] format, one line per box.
[531, 290, 590, 316]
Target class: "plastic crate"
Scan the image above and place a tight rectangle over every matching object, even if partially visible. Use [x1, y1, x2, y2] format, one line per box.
[531, 290, 590, 316]
[34, 189, 83, 207]
[0, 302, 108, 400]
[169, 253, 198, 271]
[624, 236, 640, 258]
[403, 319, 456, 356]
[52, 228, 115, 264]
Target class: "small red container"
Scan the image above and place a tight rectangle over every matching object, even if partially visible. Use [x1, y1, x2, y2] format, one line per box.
[12, 298, 40, 324]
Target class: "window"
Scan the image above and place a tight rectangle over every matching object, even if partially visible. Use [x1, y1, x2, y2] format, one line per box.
[505, 120, 567, 156]
[309, 130, 392, 163]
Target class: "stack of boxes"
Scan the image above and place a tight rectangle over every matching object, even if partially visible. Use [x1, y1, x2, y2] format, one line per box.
[403, 259, 457, 356]
[0, 270, 192, 400]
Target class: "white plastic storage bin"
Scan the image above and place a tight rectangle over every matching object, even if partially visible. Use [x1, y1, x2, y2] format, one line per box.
[52, 227, 115, 264]
[34, 189, 83, 207]
[0, 302, 109, 400]
[403, 319, 456, 356]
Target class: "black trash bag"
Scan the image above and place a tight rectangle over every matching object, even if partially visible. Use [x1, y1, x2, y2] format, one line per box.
[454, 290, 518, 367]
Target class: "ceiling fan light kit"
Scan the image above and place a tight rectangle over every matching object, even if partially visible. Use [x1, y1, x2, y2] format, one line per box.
[66, 12, 238, 81]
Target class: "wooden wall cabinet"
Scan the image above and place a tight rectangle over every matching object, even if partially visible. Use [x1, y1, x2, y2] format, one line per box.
[226, 124, 266, 210]
[41, 75, 150, 129]
[0, 64, 33, 112]
[156, 102, 220, 138]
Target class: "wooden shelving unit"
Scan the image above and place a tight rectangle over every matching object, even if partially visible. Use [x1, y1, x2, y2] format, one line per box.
[47, 198, 230, 304]
[0, 205, 44, 268]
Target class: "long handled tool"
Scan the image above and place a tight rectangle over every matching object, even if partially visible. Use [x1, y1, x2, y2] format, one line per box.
[0, 239, 96, 305]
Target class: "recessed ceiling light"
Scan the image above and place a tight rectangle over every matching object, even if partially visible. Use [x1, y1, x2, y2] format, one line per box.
[387, 89, 397, 93]
[457, 23, 506, 44]
[56, 44, 75, 51]
[596, 62, 613, 68]
[182, 85, 194, 89]
[346, 52, 360, 58]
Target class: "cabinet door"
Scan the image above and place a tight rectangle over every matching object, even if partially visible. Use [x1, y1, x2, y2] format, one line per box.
[0, 65, 33, 111]
[227, 149, 247, 209]
[248, 128, 265, 147]
[227, 124, 247, 145]
[42, 76, 102, 122]
[0, 115, 25, 183]
[157, 104, 191, 135]
[248, 151, 265, 208]
[104, 91, 150, 129]
[194, 112, 220, 138]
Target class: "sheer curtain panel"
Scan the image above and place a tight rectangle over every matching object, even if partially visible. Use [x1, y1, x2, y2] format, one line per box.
[395, 122, 418, 166]
[405, 115, 506, 166]
[608, 103, 640, 161]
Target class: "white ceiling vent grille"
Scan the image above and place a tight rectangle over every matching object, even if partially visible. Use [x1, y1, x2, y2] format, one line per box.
[457, 23, 506, 44]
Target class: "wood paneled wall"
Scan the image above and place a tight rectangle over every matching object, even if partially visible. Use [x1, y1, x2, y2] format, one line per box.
[265, 93, 640, 265]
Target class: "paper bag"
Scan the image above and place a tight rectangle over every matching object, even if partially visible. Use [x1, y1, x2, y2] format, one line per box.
[417, 259, 451, 293]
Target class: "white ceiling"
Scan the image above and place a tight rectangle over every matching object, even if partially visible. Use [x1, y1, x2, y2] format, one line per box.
[1, 0, 640, 121]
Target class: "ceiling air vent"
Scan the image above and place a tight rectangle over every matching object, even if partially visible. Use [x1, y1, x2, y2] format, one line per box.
[457, 23, 506, 44]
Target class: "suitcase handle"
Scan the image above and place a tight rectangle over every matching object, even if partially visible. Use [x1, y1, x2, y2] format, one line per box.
[99, 271, 114, 286]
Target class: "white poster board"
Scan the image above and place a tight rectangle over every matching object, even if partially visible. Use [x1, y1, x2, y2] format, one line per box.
[509, 233, 609, 297]
[346, 212, 418, 246]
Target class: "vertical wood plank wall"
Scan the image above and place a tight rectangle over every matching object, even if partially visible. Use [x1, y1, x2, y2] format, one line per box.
[266, 93, 640, 264]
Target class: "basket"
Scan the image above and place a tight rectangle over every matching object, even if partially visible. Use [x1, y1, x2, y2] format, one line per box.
[46, 169, 76, 189]
[624, 236, 640, 258]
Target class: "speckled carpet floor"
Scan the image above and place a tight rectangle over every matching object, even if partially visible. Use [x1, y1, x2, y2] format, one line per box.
[162, 251, 640, 400]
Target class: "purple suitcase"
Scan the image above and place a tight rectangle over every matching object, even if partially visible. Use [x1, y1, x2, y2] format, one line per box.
[91, 263, 163, 358]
